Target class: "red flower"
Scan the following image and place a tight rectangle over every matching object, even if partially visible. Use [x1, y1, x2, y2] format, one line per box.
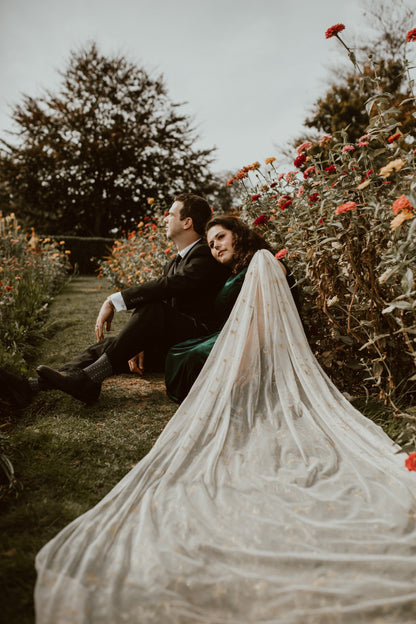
[325, 23, 345, 39]
[405, 452, 416, 471]
[294, 153, 307, 168]
[387, 132, 401, 143]
[251, 194, 262, 202]
[303, 166, 316, 179]
[406, 28, 416, 42]
[324, 165, 336, 174]
[280, 200, 292, 210]
[227, 178, 234, 186]
[309, 193, 320, 205]
[253, 214, 269, 226]
[275, 248, 289, 260]
[270, 182, 277, 188]
[335, 201, 357, 215]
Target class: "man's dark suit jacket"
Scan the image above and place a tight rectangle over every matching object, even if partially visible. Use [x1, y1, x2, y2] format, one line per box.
[120, 240, 230, 332]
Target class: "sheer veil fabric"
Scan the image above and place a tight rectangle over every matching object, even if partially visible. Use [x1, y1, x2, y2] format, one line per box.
[35, 250, 416, 623]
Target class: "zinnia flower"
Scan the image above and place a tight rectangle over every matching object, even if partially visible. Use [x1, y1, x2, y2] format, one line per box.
[342, 144, 355, 153]
[280, 200, 292, 210]
[251, 161, 261, 170]
[406, 28, 416, 42]
[392, 195, 413, 215]
[296, 141, 313, 155]
[387, 132, 401, 143]
[379, 158, 405, 178]
[309, 193, 320, 205]
[324, 165, 336, 174]
[253, 214, 269, 226]
[294, 153, 307, 168]
[265, 157, 276, 165]
[391, 209, 414, 230]
[405, 452, 416, 471]
[325, 23, 345, 39]
[335, 201, 357, 215]
[226, 178, 234, 186]
[320, 134, 333, 145]
[303, 166, 316, 179]
[251, 194, 262, 202]
[275, 248, 289, 260]
[270, 182, 277, 188]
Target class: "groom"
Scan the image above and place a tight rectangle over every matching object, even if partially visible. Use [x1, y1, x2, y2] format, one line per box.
[0, 193, 230, 407]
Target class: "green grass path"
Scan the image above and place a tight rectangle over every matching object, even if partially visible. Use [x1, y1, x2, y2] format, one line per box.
[0, 275, 176, 624]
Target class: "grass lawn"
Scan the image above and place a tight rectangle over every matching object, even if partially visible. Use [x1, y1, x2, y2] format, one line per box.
[0, 275, 176, 624]
[0, 275, 414, 624]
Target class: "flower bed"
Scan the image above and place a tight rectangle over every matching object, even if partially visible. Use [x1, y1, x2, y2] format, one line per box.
[0, 214, 70, 373]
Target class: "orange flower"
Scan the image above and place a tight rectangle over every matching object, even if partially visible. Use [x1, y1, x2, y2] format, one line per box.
[405, 452, 416, 471]
[390, 209, 414, 230]
[164, 248, 171, 254]
[392, 195, 413, 215]
[379, 159, 405, 178]
[147, 198, 155, 205]
[251, 161, 260, 170]
[387, 132, 402, 143]
[265, 157, 276, 165]
[335, 201, 357, 215]
[5, 285, 13, 291]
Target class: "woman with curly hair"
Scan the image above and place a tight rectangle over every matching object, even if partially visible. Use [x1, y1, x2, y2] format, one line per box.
[164, 215, 299, 402]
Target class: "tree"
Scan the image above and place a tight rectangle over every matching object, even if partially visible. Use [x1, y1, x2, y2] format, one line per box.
[0, 43, 218, 236]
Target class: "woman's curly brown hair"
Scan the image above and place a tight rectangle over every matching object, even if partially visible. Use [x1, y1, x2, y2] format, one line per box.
[206, 215, 273, 273]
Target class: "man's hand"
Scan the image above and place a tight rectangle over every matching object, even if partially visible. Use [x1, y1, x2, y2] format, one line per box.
[128, 352, 145, 375]
[95, 299, 115, 342]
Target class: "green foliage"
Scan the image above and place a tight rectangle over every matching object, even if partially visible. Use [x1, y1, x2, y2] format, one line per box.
[0, 215, 70, 374]
[0, 43, 219, 237]
[226, 115, 416, 407]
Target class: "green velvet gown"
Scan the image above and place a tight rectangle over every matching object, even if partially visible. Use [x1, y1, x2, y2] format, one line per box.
[165, 268, 248, 403]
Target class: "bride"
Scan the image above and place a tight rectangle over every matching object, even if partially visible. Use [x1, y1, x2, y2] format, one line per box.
[35, 217, 416, 623]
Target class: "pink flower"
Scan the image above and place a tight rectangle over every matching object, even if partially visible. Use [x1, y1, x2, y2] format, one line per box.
[251, 194, 262, 202]
[335, 201, 357, 215]
[406, 28, 416, 42]
[325, 23, 345, 39]
[296, 141, 313, 155]
[275, 248, 289, 260]
[253, 214, 269, 226]
[277, 173, 285, 181]
[303, 166, 316, 179]
[285, 171, 296, 183]
[342, 144, 355, 153]
[320, 134, 333, 145]
[297, 186, 305, 198]
[294, 153, 307, 168]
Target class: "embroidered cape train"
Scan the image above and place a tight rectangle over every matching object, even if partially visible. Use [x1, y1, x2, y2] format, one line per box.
[35, 250, 416, 623]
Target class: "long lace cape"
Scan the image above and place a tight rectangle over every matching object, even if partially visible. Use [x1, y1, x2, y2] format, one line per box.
[35, 250, 416, 623]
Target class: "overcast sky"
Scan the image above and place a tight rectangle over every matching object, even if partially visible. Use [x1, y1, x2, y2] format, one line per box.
[0, 0, 414, 174]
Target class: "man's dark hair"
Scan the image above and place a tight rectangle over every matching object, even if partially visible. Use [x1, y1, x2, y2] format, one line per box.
[206, 215, 272, 274]
[174, 193, 212, 236]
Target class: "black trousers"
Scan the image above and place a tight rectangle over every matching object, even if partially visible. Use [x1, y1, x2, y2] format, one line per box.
[60, 302, 208, 375]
